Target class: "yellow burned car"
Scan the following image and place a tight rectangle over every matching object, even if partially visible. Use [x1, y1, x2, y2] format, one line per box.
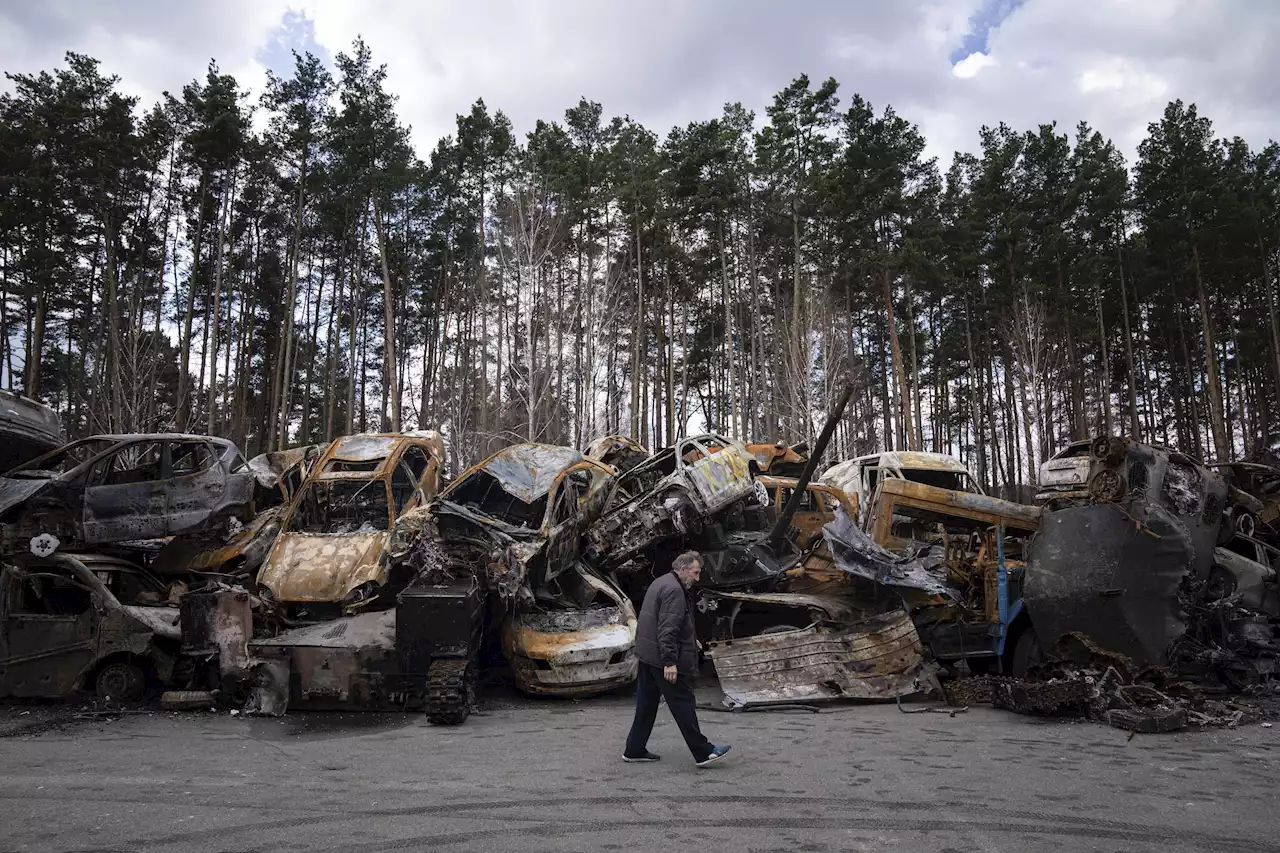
[256, 432, 445, 618]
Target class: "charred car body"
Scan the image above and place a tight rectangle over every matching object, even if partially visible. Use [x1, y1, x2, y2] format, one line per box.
[585, 434, 766, 572]
[0, 389, 64, 473]
[822, 450, 981, 526]
[0, 434, 256, 558]
[255, 432, 444, 620]
[583, 435, 651, 474]
[1, 553, 182, 700]
[1025, 437, 1237, 668]
[746, 441, 811, 478]
[152, 444, 321, 582]
[423, 443, 637, 697]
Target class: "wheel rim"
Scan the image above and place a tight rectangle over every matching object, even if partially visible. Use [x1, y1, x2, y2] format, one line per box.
[99, 664, 139, 700]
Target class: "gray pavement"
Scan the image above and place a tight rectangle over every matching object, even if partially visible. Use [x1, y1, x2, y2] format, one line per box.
[1, 688, 1278, 853]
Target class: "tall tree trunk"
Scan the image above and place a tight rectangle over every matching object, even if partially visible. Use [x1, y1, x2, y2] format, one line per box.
[372, 199, 400, 432]
[177, 173, 209, 431]
[207, 168, 235, 436]
[719, 217, 738, 440]
[882, 266, 914, 450]
[1118, 228, 1140, 439]
[1260, 237, 1280, 406]
[1193, 244, 1229, 461]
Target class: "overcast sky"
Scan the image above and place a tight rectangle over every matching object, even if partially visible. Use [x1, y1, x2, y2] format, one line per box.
[2, 0, 1277, 167]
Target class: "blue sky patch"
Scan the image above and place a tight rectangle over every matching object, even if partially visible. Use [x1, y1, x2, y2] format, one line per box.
[256, 10, 333, 79]
[949, 0, 1026, 64]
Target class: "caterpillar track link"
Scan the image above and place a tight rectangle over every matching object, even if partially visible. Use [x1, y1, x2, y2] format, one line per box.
[425, 658, 472, 725]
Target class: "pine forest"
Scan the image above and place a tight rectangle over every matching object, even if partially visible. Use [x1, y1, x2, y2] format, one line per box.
[3, 44, 1279, 492]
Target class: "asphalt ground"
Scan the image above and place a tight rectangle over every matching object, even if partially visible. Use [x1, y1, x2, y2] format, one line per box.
[1, 682, 1278, 853]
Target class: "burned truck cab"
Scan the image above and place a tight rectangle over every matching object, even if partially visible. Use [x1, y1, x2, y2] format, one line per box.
[1025, 437, 1231, 667]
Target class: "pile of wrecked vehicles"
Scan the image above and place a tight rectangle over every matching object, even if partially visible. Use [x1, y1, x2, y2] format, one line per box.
[1, 399, 1275, 732]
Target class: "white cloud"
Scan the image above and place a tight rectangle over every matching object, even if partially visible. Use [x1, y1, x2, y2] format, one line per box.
[953, 52, 997, 79]
[2, 0, 1277, 170]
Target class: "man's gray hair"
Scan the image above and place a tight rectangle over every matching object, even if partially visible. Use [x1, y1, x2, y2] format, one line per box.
[673, 550, 702, 573]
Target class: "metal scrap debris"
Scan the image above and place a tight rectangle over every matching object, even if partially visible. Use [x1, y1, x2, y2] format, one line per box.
[822, 508, 954, 598]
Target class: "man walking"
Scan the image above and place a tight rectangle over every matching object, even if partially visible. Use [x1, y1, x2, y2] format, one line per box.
[623, 550, 731, 767]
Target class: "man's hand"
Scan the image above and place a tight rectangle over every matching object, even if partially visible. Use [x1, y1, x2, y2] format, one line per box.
[663, 665, 678, 683]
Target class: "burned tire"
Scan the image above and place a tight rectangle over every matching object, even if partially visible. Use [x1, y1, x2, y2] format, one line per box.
[1088, 468, 1126, 502]
[95, 661, 145, 702]
[1009, 628, 1042, 679]
[425, 659, 473, 726]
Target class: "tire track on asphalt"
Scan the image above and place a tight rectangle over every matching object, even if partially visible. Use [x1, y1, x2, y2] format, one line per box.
[256, 814, 1280, 853]
[107, 793, 1278, 852]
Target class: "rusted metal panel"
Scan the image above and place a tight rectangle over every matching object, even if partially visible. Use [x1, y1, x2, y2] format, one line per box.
[248, 610, 399, 710]
[180, 586, 253, 673]
[257, 531, 388, 603]
[746, 442, 809, 476]
[758, 476, 857, 549]
[867, 479, 1040, 550]
[707, 610, 932, 706]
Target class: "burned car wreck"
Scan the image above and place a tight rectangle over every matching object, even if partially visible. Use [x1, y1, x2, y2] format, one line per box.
[1, 553, 182, 700]
[255, 432, 445, 620]
[585, 434, 766, 571]
[415, 443, 638, 697]
[0, 434, 256, 557]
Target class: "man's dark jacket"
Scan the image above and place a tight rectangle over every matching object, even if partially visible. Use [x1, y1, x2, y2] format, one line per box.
[635, 571, 698, 675]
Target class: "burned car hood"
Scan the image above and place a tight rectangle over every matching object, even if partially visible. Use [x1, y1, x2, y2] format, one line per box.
[0, 477, 53, 518]
[257, 531, 389, 603]
[476, 444, 584, 504]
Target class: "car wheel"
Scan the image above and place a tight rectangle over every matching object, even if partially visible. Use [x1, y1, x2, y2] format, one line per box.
[95, 661, 145, 702]
[1010, 629, 1043, 679]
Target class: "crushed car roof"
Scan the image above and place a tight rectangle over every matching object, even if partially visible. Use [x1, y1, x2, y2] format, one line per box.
[449, 443, 586, 504]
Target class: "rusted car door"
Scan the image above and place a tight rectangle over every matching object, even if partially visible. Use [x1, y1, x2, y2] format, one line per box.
[0, 565, 100, 697]
[543, 467, 596, 583]
[81, 440, 169, 542]
[167, 439, 229, 536]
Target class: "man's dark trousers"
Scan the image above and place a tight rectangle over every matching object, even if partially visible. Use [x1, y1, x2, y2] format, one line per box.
[625, 662, 712, 761]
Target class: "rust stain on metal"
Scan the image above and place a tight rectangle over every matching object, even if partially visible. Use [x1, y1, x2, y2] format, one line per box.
[868, 478, 1040, 551]
[758, 475, 858, 549]
[707, 609, 932, 706]
[258, 531, 388, 603]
